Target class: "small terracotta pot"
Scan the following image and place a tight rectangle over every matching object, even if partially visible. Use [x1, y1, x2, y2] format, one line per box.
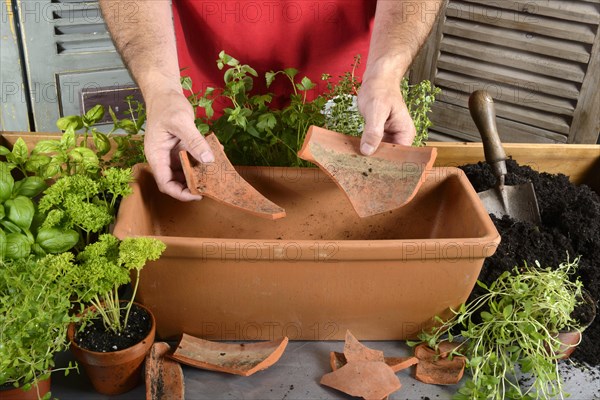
[67, 302, 156, 395]
[552, 290, 597, 360]
[0, 377, 51, 400]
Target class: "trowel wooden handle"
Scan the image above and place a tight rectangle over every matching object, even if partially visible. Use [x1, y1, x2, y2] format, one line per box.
[469, 91, 507, 183]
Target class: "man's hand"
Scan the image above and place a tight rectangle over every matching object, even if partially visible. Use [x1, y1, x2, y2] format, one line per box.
[359, 0, 442, 155]
[357, 76, 416, 155]
[144, 89, 214, 201]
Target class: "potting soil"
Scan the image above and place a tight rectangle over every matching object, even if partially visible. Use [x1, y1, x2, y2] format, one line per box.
[460, 159, 600, 366]
[75, 304, 152, 352]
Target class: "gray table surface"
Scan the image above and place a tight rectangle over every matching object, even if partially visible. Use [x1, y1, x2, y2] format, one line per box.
[52, 341, 600, 400]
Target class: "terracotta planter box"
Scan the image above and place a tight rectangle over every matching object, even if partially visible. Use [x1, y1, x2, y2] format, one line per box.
[113, 164, 499, 341]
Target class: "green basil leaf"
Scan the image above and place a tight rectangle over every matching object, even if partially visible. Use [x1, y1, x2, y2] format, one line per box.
[25, 154, 51, 174]
[36, 227, 79, 253]
[0, 204, 4, 219]
[69, 147, 99, 172]
[57, 115, 83, 132]
[0, 164, 14, 202]
[11, 137, 29, 164]
[5, 232, 31, 259]
[13, 176, 47, 197]
[116, 119, 137, 135]
[0, 230, 6, 258]
[0, 146, 10, 156]
[33, 140, 62, 154]
[61, 129, 76, 149]
[84, 104, 104, 125]
[5, 196, 35, 229]
[92, 131, 111, 156]
[0, 219, 22, 233]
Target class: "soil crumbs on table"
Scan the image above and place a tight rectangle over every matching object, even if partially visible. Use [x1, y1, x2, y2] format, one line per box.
[460, 159, 600, 367]
[75, 303, 152, 352]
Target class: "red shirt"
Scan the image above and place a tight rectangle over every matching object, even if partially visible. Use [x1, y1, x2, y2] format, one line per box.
[172, 1, 376, 99]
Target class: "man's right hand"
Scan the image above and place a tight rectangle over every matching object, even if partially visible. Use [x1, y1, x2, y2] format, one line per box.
[144, 89, 214, 201]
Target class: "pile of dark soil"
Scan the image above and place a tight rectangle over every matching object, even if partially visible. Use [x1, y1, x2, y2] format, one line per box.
[460, 159, 600, 366]
[75, 304, 152, 352]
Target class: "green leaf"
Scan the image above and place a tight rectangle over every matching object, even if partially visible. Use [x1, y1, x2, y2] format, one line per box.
[13, 176, 47, 197]
[0, 163, 15, 202]
[284, 68, 298, 79]
[93, 131, 111, 156]
[181, 76, 193, 91]
[56, 115, 83, 131]
[265, 71, 276, 88]
[0, 146, 10, 156]
[0, 219, 21, 233]
[0, 230, 6, 258]
[33, 140, 62, 154]
[480, 311, 493, 322]
[116, 119, 138, 135]
[257, 113, 277, 131]
[5, 232, 31, 259]
[36, 227, 79, 253]
[69, 147, 100, 172]
[296, 76, 315, 92]
[11, 137, 29, 164]
[61, 129, 76, 149]
[25, 154, 51, 174]
[5, 196, 35, 229]
[84, 104, 104, 125]
[502, 304, 513, 319]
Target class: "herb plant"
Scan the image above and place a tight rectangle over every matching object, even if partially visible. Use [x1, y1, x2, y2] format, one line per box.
[186, 51, 326, 167]
[70, 234, 165, 334]
[0, 254, 79, 399]
[183, 51, 440, 167]
[413, 258, 585, 400]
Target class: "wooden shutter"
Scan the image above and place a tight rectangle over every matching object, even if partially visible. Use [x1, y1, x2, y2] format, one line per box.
[411, 0, 600, 144]
[16, 0, 135, 131]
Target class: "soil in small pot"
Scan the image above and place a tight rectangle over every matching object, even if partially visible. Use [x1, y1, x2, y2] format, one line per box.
[74, 303, 152, 352]
[460, 159, 600, 366]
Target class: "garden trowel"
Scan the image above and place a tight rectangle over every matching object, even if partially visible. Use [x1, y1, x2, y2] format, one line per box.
[468, 90, 541, 225]
[298, 126, 437, 218]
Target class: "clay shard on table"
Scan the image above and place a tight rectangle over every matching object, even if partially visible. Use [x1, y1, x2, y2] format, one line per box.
[321, 361, 402, 400]
[179, 133, 285, 220]
[298, 126, 437, 218]
[169, 333, 288, 376]
[330, 352, 419, 373]
[145, 342, 185, 400]
[343, 330, 385, 363]
[413, 343, 466, 385]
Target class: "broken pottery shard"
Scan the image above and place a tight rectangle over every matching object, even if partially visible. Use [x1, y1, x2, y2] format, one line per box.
[298, 126, 437, 218]
[145, 342, 185, 400]
[179, 133, 286, 220]
[331, 352, 419, 373]
[343, 330, 385, 363]
[169, 333, 288, 377]
[414, 343, 466, 385]
[321, 361, 401, 400]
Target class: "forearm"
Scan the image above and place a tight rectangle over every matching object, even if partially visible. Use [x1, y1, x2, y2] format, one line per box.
[365, 0, 443, 83]
[99, 0, 181, 100]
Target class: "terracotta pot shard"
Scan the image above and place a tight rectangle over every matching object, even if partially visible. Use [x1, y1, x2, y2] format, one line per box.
[320, 361, 401, 400]
[145, 342, 184, 400]
[330, 352, 419, 373]
[179, 133, 286, 220]
[343, 330, 385, 363]
[413, 344, 466, 385]
[298, 126, 437, 218]
[169, 333, 288, 376]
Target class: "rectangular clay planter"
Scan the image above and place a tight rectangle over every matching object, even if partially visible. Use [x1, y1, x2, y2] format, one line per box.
[113, 164, 500, 340]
